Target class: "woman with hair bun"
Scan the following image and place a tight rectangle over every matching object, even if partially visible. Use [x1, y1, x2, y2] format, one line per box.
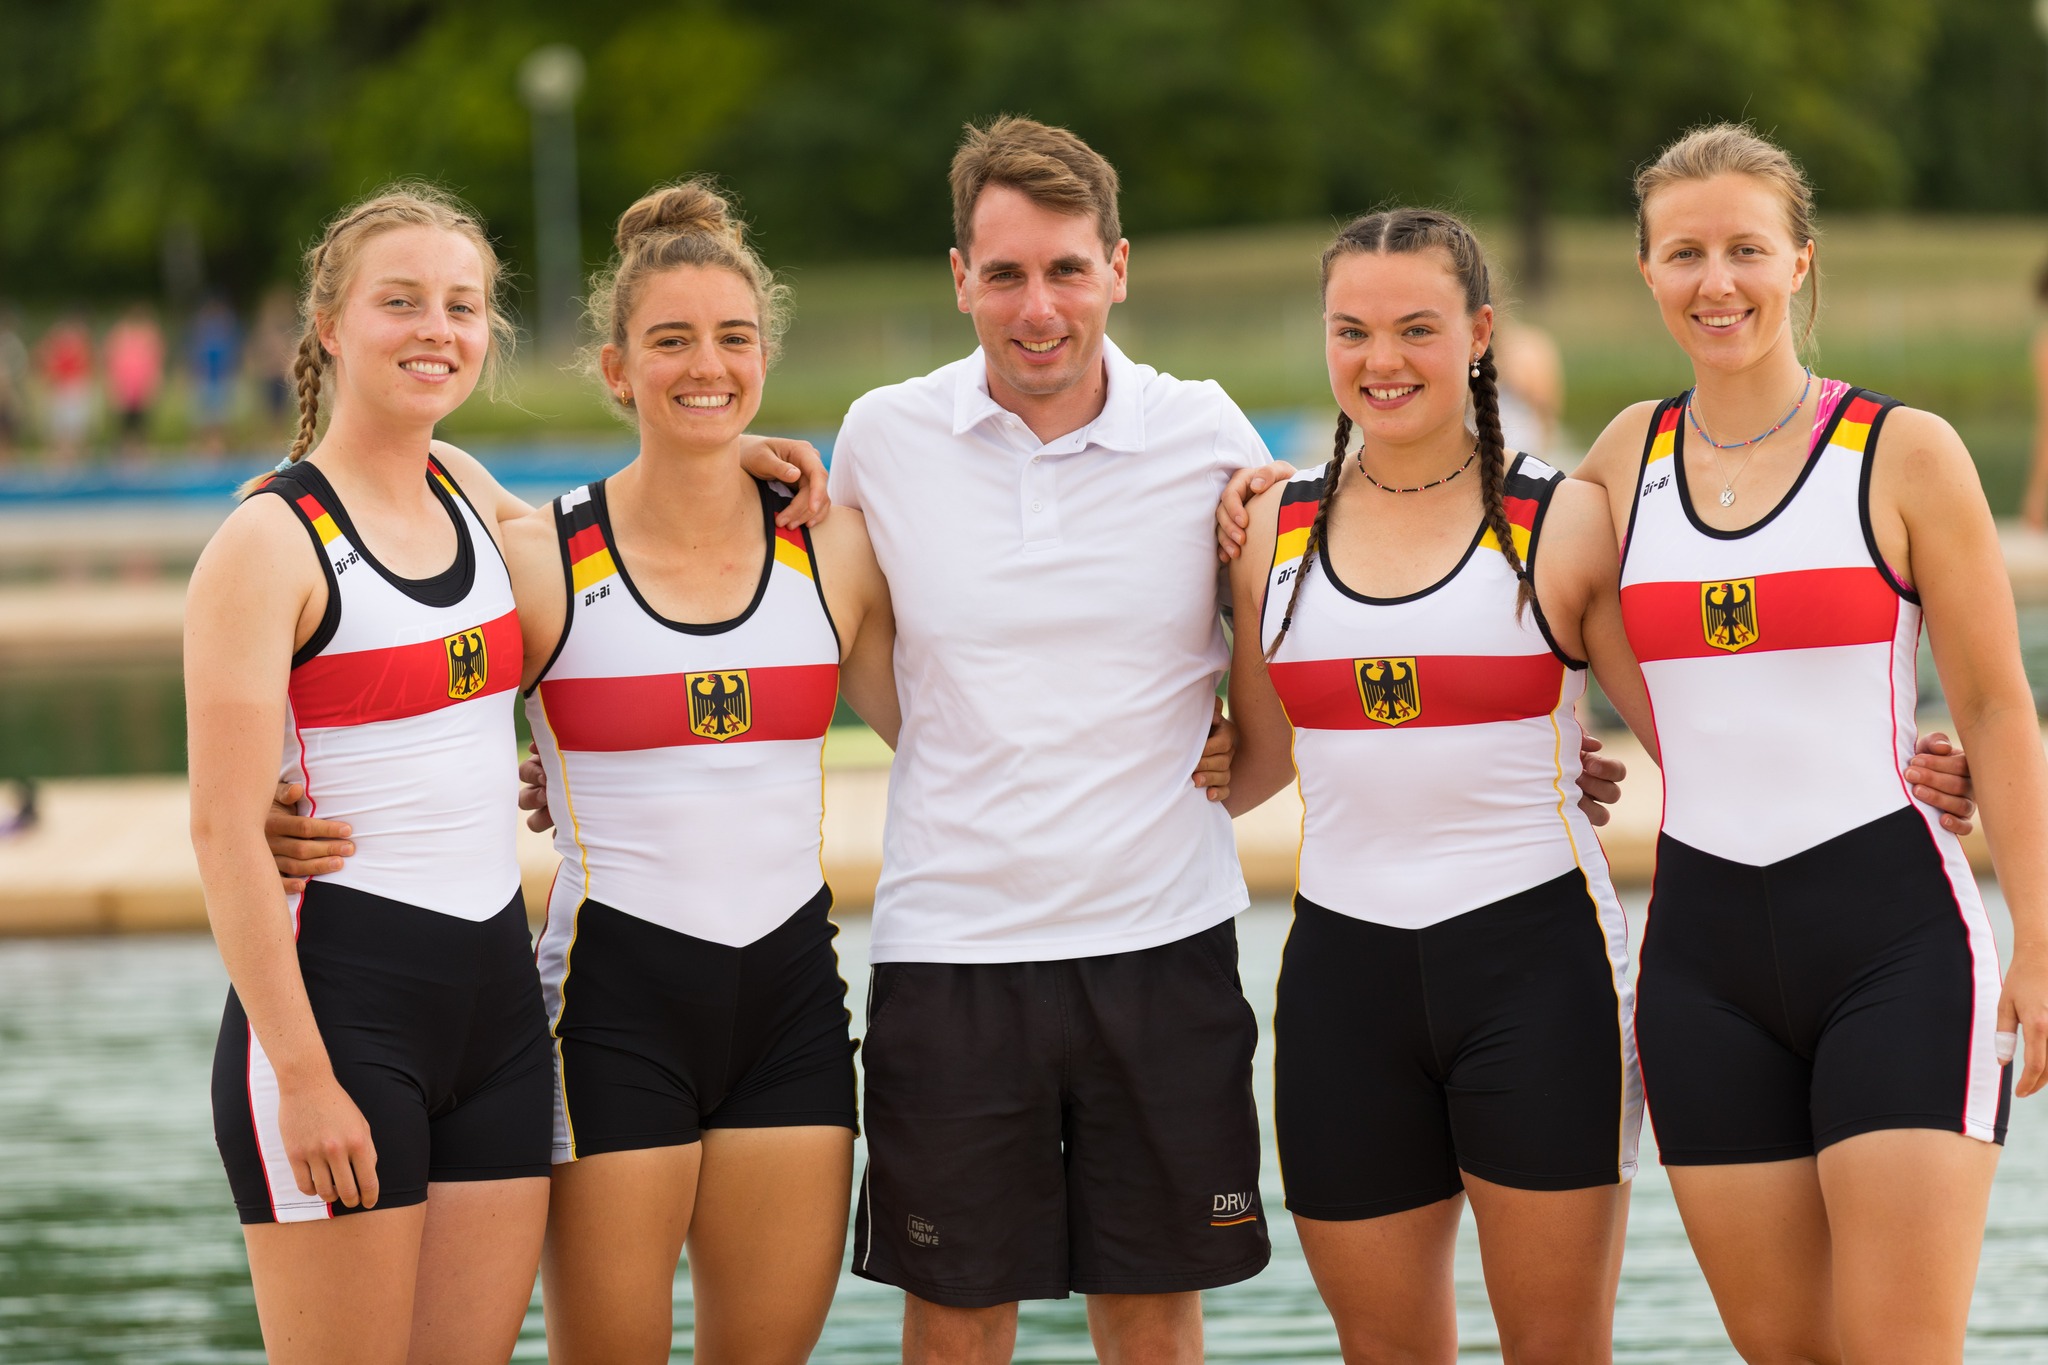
[1569, 123, 2046, 1362]
[500, 178, 897, 1364]
[197, 183, 830, 1365]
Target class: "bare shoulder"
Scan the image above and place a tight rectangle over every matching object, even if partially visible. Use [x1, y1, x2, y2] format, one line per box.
[197, 489, 315, 576]
[811, 504, 875, 564]
[1535, 474, 1619, 578]
[499, 500, 559, 572]
[427, 439, 494, 487]
[1574, 399, 1666, 489]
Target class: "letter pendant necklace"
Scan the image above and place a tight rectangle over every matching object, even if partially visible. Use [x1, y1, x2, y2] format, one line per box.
[1684, 367, 1814, 508]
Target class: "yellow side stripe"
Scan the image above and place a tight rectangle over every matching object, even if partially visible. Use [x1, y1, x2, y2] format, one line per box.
[1832, 419, 1872, 454]
[1275, 527, 1310, 565]
[1479, 523, 1533, 559]
[1646, 427, 1676, 464]
[774, 536, 815, 579]
[310, 512, 341, 545]
[570, 548, 617, 594]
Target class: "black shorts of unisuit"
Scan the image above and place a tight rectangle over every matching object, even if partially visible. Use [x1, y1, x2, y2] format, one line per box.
[852, 917, 1270, 1308]
[549, 884, 856, 1162]
[213, 883, 552, 1225]
[1637, 807, 2011, 1165]
[1275, 871, 1641, 1220]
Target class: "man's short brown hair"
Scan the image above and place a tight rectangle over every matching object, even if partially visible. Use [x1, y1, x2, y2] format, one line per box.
[950, 115, 1122, 261]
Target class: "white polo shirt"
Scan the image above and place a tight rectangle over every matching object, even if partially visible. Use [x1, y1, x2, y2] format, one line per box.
[829, 338, 1265, 964]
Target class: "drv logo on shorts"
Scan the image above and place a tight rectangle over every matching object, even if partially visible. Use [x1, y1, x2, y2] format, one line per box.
[1210, 1192, 1259, 1227]
[906, 1214, 940, 1248]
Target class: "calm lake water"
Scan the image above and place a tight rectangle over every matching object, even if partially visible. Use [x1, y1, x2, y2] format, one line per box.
[3, 897, 2046, 1363]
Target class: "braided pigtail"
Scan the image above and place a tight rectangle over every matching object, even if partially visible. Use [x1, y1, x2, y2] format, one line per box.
[1263, 412, 1348, 662]
[1470, 347, 1532, 619]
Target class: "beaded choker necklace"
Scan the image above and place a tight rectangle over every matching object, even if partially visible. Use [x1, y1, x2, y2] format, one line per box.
[1358, 447, 1477, 494]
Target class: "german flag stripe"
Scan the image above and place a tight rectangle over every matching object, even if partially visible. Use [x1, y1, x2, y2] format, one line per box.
[1620, 566, 1897, 663]
[293, 493, 342, 546]
[773, 526, 814, 580]
[1829, 394, 1885, 456]
[426, 458, 459, 499]
[565, 522, 616, 594]
[289, 609, 521, 728]
[1269, 652, 1564, 730]
[538, 662, 840, 751]
[1479, 521, 1533, 559]
[1502, 492, 1539, 531]
[1646, 402, 1681, 464]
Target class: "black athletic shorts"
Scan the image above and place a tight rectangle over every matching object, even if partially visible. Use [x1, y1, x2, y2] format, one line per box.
[853, 917, 1270, 1306]
[213, 883, 552, 1225]
[1275, 870, 1641, 1220]
[550, 884, 856, 1162]
[1637, 806, 2010, 1164]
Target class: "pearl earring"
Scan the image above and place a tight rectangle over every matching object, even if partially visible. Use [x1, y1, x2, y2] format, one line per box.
[1470, 359, 1481, 380]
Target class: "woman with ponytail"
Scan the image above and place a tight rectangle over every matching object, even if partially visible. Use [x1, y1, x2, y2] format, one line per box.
[1563, 124, 2045, 1363]
[193, 184, 831, 1365]
[1213, 209, 1659, 1360]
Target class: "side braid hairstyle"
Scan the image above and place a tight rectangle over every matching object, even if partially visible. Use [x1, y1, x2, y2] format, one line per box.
[1294, 207, 1531, 629]
[1470, 345, 1534, 619]
[236, 182, 515, 498]
[1262, 412, 1348, 661]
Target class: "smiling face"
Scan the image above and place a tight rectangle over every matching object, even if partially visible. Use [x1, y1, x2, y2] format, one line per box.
[600, 264, 766, 454]
[951, 185, 1128, 406]
[1323, 248, 1491, 447]
[1638, 173, 1813, 374]
[319, 225, 491, 429]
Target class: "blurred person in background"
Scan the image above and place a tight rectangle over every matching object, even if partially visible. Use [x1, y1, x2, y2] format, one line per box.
[35, 311, 94, 462]
[251, 285, 299, 442]
[105, 303, 165, 454]
[189, 295, 240, 453]
[1493, 317, 1566, 464]
[0, 306, 27, 461]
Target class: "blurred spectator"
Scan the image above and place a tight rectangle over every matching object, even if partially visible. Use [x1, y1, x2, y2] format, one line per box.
[249, 286, 298, 441]
[0, 307, 27, 462]
[2024, 257, 2048, 530]
[189, 297, 240, 453]
[36, 313, 94, 463]
[104, 303, 166, 453]
[1493, 318, 1566, 464]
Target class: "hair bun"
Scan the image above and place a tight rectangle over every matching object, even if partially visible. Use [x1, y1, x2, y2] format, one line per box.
[614, 178, 740, 251]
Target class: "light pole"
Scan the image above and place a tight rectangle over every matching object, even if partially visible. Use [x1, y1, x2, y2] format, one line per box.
[518, 44, 586, 361]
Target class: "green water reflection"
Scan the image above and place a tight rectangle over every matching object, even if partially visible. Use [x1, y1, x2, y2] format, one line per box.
[4, 902, 2047, 1363]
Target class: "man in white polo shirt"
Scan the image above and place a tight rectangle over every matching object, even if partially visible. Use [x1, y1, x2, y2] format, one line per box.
[838, 116, 1272, 1363]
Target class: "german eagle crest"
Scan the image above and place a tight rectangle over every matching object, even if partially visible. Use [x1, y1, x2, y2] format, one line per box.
[687, 669, 752, 741]
[1354, 658, 1421, 726]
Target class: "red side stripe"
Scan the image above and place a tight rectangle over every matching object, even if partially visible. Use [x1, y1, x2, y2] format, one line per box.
[1503, 493, 1538, 531]
[295, 492, 328, 519]
[1277, 499, 1319, 536]
[288, 609, 522, 727]
[1620, 566, 1897, 663]
[1657, 404, 1682, 433]
[775, 525, 806, 551]
[1268, 652, 1564, 730]
[539, 662, 840, 750]
[1844, 395, 1881, 425]
[566, 522, 608, 565]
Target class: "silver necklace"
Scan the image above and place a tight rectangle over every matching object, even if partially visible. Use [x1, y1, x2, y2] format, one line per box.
[1685, 367, 1814, 508]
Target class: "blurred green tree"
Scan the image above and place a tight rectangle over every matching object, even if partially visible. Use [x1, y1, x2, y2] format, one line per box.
[0, 0, 2035, 314]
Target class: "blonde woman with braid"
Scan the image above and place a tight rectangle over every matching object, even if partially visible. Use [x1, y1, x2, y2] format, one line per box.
[1211, 209, 1656, 1362]
[190, 184, 827, 1365]
[1566, 124, 2044, 1364]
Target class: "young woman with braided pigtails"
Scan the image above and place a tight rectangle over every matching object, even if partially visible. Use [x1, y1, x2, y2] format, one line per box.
[1213, 208, 1657, 1361]
[191, 184, 831, 1365]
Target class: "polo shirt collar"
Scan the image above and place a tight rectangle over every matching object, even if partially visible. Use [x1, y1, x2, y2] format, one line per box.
[951, 336, 1147, 453]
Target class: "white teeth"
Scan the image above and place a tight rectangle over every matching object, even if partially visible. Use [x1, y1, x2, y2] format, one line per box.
[1018, 339, 1063, 353]
[677, 394, 732, 408]
[1367, 385, 1418, 400]
[1698, 313, 1746, 329]
[402, 360, 451, 375]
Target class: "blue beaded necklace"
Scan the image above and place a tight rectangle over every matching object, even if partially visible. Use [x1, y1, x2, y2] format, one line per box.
[1683, 367, 1814, 508]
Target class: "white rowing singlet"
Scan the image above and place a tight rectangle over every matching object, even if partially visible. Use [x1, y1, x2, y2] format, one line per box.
[267, 458, 521, 920]
[1618, 387, 1974, 867]
[1260, 453, 1625, 934]
[525, 478, 841, 949]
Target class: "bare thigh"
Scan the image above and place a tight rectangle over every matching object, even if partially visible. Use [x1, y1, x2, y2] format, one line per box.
[1293, 1195, 1465, 1365]
[542, 1145, 702, 1365]
[1816, 1128, 1998, 1365]
[243, 1203, 427, 1365]
[1085, 1291, 1204, 1365]
[408, 1177, 549, 1365]
[1461, 1174, 1630, 1365]
[1667, 1159, 1839, 1363]
[687, 1125, 854, 1363]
